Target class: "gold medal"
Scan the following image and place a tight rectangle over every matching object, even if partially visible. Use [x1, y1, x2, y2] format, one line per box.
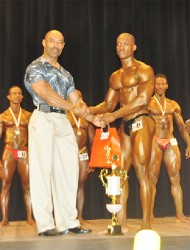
[77, 130, 81, 135]
[15, 129, 20, 135]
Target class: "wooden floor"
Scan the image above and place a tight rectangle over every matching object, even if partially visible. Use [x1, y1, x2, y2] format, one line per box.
[0, 217, 190, 250]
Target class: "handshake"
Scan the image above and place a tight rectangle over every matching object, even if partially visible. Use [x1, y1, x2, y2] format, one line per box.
[72, 103, 116, 128]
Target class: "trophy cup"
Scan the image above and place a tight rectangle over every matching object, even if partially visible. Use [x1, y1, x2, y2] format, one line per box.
[99, 155, 128, 236]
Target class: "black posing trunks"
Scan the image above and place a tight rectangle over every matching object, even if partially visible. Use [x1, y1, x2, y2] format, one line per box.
[123, 113, 154, 136]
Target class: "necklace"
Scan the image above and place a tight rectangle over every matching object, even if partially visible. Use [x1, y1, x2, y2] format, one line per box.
[70, 111, 81, 135]
[153, 95, 166, 123]
[9, 107, 22, 135]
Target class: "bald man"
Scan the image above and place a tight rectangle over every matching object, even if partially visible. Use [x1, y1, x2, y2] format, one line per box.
[24, 30, 99, 236]
[90, 33, 155, 231]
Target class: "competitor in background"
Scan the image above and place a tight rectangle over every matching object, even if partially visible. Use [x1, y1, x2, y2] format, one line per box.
[67, 90, 95, 225]
[148, 74, 190, 223]
[0, 86, 34, 226]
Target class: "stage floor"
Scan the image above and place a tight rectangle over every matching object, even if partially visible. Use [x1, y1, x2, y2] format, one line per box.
[0, 217, 190, 250]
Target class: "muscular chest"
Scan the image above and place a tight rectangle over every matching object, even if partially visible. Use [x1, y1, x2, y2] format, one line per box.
[3, 113, 29, 128]
[111, 68, 140, 104]
[148, 99, 175, 116]
[121, 68, 139, 87]
[113, 68, 139, 90]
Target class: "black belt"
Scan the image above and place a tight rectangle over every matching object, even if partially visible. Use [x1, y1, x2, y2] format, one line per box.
[38, 104, 66, 114]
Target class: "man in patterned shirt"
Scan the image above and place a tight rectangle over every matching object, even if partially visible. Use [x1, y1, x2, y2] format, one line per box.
[24, 30, 98, 236]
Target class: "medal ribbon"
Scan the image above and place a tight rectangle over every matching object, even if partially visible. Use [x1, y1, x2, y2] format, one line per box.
[70, 111, 81, 133]
[153, 95, 166, 117]
[9, 107, 22, 130]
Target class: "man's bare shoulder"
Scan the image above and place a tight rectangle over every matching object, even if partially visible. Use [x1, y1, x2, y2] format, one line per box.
[165, 98, 181, 115]
[137, 60, 154, 74]
[134, 61, 155, 94]
[110, 68, 122, 78]
[22, 109, 32, 118]
[166, 98, 178, 106]
[137, 60, 151, 67]
[148, 96, 155, 104]
[0, 109, 10, 116]
[0, 109, 9, 123]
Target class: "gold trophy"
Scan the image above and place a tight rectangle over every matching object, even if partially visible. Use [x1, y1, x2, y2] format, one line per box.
[99, 154, 128, 236]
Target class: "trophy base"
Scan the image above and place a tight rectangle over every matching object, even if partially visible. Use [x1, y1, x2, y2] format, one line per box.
[106, 224, 124, 236]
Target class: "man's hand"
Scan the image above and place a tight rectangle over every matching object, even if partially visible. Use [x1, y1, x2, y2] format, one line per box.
[185, 119, 190, 133]
[93, 114, 106, 128]
[101, 112, 116, 125]
[85, 114, 105, 127]
[73, 104, 89, 118]
[185, 145, 190, 159]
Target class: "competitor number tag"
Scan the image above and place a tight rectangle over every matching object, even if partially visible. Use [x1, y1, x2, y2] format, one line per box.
[170, 138, 178, 146]
[132, 120, 143, 132]
[79, 153, 89, 161]
[18, 151, 27, 158]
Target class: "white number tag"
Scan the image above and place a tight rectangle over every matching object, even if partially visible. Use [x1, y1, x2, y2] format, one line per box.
[79, 153, 89, 161]
[17, 151, 27, 158]
[132, 120, 143, 132]
[170, 138, 178, 146]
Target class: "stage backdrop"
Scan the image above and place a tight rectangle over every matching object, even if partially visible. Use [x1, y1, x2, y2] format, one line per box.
[0, 0, 190, 222]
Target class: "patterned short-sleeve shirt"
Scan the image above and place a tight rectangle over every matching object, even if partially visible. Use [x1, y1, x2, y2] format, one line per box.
[24, 57, 76, 106]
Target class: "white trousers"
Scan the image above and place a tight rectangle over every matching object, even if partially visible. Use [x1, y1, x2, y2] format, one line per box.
[28, 109, 80, 233]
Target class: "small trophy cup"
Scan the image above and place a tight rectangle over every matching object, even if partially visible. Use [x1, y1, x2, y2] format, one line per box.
[99, 157, 128, 236]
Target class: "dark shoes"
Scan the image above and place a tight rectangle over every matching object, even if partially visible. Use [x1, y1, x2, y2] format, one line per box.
[69, 227, 92, 234]
[39, 227, 92, 236]
[58, 229, 69, 235]
[38, 229, 57, 236]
